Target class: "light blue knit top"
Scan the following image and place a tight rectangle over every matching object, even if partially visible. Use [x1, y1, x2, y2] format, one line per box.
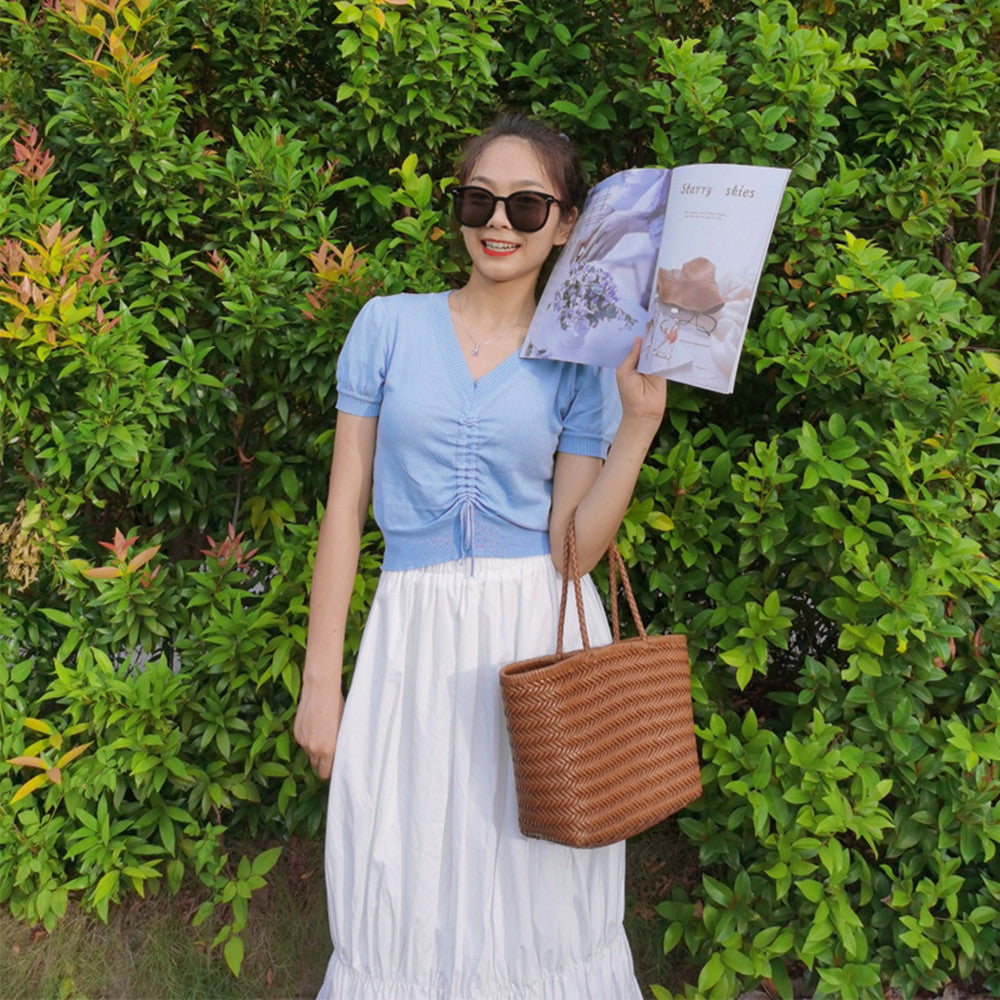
[334, 292, 621, 571]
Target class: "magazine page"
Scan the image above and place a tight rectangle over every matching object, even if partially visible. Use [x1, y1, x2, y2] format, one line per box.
[637, 163, 790, 394]
[520, 168, 670, 368]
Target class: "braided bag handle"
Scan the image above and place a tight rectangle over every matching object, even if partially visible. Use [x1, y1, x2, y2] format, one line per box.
[555, 514, 647, 655]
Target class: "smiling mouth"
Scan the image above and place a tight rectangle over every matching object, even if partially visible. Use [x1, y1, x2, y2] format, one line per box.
[482, 240, 519, 256]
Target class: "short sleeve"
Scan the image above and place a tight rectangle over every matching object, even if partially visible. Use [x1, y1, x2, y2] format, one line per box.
[557, 364, 622, 459]
[335, 298, 393, 417]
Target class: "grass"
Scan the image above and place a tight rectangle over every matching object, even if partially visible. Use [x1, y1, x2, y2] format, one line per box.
[1, 836, 330, 1000]
[625, 818, 702, 998]
[1, 826, 695, 1000]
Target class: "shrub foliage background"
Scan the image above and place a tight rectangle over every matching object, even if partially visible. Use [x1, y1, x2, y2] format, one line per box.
[1, 0, 999, 994]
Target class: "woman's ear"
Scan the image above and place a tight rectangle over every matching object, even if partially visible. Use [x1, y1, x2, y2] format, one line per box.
[554, 206, 579, 248]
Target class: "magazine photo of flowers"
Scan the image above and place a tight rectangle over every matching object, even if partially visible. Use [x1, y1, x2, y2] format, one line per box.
[550, 262, 637, 337]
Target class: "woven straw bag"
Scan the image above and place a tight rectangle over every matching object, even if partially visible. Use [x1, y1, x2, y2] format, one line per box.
[499, 518, 701, 848]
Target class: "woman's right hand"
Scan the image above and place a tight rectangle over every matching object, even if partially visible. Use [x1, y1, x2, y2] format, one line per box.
[294, 673, 344, 780]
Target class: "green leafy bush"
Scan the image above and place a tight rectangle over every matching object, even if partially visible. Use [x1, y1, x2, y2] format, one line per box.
[2, 0, 999, 993]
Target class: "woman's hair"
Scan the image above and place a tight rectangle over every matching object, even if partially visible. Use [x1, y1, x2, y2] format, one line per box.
[456, 113, 586, 215]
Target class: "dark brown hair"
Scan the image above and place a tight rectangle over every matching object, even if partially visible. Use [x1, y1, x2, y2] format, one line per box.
[456, 113, 586, 216]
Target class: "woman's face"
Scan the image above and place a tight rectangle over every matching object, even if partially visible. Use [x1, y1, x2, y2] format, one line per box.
[459, 136, 576, 289]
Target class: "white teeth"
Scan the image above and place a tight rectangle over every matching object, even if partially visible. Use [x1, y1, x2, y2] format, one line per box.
[484, 240, 517, 251]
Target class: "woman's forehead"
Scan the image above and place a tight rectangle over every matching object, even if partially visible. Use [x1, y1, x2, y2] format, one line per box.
[466, 137, 554, 191]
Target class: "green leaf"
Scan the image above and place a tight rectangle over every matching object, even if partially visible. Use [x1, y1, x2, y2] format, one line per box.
[698, 952, 725, 991]
[167, 859, 184, 894]
[799, 435, 822, 463]
[40, 608, 77, 629]
[768, 960, 795, 1000]
[798, 878, 825, 903]
[662, 922, 684, 954]
[250, 846, 282, 877]
[224, 934, 245, 976]
[722, 947, 755, 974]
[647, 511, 674, 532]
[158, 813, 176, 854]
[93, 870, 120, 904]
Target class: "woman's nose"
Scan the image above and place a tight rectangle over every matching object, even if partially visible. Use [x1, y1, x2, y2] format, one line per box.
[487, 198, 512, 228]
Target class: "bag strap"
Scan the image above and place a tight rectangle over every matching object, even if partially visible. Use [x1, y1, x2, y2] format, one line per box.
[555, 514, 649, 656]
[608, 541, 648, 642]
[556, 515, 589, 655]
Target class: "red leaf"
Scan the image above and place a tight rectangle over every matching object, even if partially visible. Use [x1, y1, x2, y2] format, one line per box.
[84, 566, 122, 579]
[6, 755, 48, 769]
[127, 544, 160, 572]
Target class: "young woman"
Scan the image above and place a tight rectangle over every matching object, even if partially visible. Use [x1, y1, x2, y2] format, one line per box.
[294, 114, 666, 999]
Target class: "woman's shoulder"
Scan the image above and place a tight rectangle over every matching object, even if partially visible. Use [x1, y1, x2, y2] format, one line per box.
[360, 290, 447, 321]
[342, 292, 448, 371]
[347, 291, 445, 341]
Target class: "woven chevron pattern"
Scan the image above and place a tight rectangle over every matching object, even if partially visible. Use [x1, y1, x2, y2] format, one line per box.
[500, 519, 701, 848]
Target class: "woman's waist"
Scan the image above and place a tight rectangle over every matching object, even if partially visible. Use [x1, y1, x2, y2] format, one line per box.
[378, 509, 550, 571]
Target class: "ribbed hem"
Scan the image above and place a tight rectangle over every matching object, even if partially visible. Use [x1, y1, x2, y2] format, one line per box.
[336, 391, 381, 418]
[380, 517, 550, 570]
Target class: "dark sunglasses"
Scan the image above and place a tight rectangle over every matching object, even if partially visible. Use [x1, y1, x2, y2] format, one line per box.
[450, 185, 565, 233]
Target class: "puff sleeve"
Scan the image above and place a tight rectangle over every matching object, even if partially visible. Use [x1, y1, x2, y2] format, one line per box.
[556, 364, 622, 460]
[335, 298, 393, 417]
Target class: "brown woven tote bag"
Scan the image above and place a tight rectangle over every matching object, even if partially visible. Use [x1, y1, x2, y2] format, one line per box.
[499, 517, 701, 848]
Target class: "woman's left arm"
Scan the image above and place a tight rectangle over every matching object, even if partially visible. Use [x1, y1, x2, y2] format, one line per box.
[550, 338, 666, 574]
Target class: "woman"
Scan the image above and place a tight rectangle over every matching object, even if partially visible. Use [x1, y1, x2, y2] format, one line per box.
[294, 113, 665, 999]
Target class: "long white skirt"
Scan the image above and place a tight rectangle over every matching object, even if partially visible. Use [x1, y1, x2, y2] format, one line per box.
[319, 555, 642, 1000]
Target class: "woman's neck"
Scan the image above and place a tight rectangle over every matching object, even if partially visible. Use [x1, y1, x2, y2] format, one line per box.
[458, 273, 538, 334]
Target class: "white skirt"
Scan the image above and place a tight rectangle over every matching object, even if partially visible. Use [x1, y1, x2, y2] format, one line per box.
[319, 555, 642, 1000]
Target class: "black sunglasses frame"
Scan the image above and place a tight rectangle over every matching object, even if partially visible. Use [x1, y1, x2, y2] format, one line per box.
[450, 185, 565, 233]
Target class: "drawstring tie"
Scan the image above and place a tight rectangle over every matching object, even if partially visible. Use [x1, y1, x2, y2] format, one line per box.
[459, 498, 476, 576]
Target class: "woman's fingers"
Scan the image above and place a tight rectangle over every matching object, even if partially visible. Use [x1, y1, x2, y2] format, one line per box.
[617, 336, 642, 374]
[294, 699, 340, 781]
[616, 338, 667, 422]
[302, 737, 334, 779]
[311, 751, 334, 780]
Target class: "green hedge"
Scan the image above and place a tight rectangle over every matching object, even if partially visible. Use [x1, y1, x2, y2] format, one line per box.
[2, 0, 999, 993]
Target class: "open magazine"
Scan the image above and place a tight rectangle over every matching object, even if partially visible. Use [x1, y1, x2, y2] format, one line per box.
[520, 164, 790, 394]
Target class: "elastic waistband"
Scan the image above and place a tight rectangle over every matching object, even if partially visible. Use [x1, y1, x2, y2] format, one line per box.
[380, 553, 554, 581]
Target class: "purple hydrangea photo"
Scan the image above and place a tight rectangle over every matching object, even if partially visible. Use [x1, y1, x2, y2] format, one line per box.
[548, 263, 636, 334]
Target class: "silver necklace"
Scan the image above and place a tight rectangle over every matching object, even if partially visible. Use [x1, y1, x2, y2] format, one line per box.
[456, 293, 531, 356]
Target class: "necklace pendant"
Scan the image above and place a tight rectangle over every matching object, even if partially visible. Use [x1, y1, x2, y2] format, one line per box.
[472, 345, 480, 356]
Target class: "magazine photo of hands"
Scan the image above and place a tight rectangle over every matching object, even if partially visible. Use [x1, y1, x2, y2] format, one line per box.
[521, 163, 790, 394]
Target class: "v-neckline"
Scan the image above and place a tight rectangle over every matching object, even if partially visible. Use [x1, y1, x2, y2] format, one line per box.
[438, 292, 524, 399]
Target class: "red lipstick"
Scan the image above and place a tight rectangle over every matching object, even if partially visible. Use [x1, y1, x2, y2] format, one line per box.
[481, 240, 519, 257]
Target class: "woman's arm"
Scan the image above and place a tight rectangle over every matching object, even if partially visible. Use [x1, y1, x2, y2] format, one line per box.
[550, 338, 665, 575]
[293, 413, 377, 779]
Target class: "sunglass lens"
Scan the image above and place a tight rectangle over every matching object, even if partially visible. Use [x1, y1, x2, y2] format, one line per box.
[455, 188, 494, 227]
[507, 193, 549, 232]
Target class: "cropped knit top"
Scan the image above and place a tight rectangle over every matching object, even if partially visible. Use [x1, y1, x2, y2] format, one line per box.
[335, 292, 621, 570]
